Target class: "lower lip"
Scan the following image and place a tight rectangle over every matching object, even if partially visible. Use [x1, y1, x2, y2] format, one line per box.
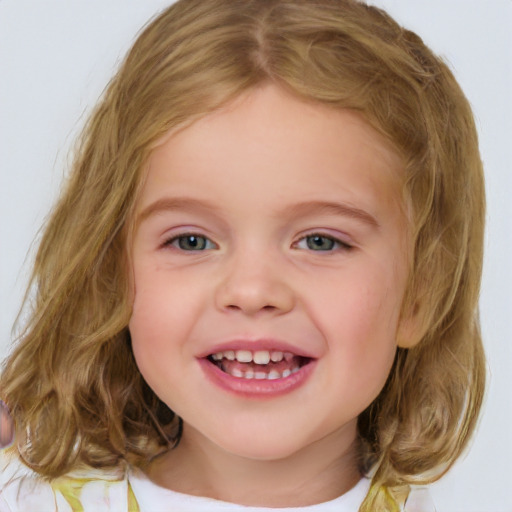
[198, 358, 316, 399]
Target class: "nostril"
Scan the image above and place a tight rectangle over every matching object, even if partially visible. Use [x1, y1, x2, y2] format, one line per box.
[224, 304, 277, 313]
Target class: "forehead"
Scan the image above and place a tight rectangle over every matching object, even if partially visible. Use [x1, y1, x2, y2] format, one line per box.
[138, 84, 406, 225]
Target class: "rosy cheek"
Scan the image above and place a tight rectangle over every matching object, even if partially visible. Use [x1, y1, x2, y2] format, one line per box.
[332, 272, 399, 350]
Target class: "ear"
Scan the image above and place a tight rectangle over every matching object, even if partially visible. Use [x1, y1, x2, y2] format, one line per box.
[396, 302, 424, 348]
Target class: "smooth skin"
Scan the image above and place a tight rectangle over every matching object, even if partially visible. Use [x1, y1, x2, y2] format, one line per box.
[129, 84, 416, 507]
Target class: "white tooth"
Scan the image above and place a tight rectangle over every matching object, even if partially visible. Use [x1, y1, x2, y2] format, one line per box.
[244, 370, 254, 379]
[270, 351, 284, 362]
[282, 369, 291, 378]
[235, 350, 253, 363]
[212, 352, 223, 361]
[291, 366, 300, 374]
[255, 371, 267, 380]
[284, 352, 294, 362]
[224, 350, 235, 360]
[253, 350, 271, 365]
[267, 370, 281, 380]
[231, 368, 244, 378]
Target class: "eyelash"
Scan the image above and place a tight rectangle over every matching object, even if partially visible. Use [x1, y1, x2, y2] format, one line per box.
[163, 232, 353, 252]
[164, 233, 217, 251]
[294, 234, 353, 252]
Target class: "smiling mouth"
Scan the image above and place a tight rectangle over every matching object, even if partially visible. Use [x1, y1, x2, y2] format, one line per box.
[206, 349, 312, 380]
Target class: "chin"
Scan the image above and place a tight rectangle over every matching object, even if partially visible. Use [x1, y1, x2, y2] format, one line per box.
[204, 421, 327, 463]
[223, 438, 309, 462]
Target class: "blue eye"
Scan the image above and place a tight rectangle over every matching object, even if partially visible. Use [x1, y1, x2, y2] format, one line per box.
[296, 234, 352, 252]
[166, 234, 216, 251]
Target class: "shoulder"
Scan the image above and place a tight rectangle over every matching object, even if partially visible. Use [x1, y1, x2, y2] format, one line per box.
[0, 450, 130, 512]
[403, 486, 436, 512]
[0, 449, 60, 512]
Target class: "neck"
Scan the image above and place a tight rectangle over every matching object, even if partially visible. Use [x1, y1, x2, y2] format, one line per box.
[145, 422, 362, 507]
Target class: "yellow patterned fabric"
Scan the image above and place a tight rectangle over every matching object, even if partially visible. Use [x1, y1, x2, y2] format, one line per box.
[51, 478, 90, 512]
[50, 475, 140, 512]
[127, 481, 140, 512]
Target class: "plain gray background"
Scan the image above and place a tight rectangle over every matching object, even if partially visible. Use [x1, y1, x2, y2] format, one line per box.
[1, 1, 511, 510]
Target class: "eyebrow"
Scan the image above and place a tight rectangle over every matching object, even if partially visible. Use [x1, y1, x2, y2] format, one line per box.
[282, 200, 379, 228]
[138, 197, 379, 228]
[138, 197, 224, 224]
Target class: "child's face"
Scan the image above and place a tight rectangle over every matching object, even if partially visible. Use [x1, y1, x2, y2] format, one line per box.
[129, 84, 411, 463]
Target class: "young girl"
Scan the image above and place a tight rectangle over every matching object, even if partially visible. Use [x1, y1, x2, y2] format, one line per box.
[0, 0, 486, 510]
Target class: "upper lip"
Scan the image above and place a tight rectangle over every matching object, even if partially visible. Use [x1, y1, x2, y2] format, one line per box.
[197, 338, 317, 359]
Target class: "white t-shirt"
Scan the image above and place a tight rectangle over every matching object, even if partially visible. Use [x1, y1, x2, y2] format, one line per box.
[0, 452, 434, 511]
[129, 467, 370, 511]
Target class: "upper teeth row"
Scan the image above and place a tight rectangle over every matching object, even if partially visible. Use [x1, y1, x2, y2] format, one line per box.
[211, 350, 294, 365]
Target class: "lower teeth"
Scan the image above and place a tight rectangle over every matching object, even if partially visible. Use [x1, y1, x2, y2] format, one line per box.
[221, 364, 299, 380]
[209, 354, 309, 380]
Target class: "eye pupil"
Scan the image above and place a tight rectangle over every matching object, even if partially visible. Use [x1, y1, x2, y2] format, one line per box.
[179, 235, 206, 250]
[307, 235, 335, 251]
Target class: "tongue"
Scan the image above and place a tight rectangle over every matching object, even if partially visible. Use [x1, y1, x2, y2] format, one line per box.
[219, 356, 303, 374]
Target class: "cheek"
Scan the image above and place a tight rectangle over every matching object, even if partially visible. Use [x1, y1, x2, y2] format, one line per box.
[128, 259, 216, 372]
[129, 283, 190, 409]
[319, 266, 403, 392]
[326, 264, 403, 336]
[130, 262, 197, 327]
[129, 267, 192, 368]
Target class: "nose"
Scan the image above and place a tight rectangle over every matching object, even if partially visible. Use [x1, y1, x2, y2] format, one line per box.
[214, 249, 295, 316]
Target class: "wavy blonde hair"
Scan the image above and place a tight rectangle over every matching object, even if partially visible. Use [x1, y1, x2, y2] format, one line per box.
[1, 1, 485, 510]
